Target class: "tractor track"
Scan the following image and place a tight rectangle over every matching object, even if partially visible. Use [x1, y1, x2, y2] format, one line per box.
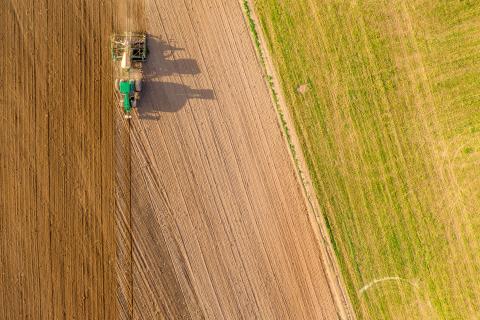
[121, 0, 347, 318]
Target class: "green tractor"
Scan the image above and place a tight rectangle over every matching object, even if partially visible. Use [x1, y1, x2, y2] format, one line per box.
[114, 78, 141, 116]
[111, 32, 148, 119]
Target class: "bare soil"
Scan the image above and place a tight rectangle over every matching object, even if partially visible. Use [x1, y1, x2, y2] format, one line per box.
[121, 0, 345, 318]
[1, 1, 115, 319]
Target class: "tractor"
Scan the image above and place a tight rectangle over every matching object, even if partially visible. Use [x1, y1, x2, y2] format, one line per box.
[111, 32, 148, 119]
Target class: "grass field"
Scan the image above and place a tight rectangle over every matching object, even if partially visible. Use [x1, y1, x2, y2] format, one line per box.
[253, 1, 480, 318]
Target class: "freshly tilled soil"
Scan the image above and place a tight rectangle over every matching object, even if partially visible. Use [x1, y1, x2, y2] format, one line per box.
[1, 1, 115, 319]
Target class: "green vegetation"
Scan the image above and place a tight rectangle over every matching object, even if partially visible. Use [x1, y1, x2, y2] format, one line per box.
[253, 0, 480, 318]
[242, 0, 303, 179]
[243, 0, 265, 65]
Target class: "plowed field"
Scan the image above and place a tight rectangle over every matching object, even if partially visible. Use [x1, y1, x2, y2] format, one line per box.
[1, 0, 349, 319]
[1, 1, 115, 319]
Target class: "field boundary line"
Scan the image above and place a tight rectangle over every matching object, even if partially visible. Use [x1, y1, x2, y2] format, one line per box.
[239, 1, 355, 318]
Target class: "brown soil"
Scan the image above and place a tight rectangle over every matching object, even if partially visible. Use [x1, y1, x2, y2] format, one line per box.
[1, 0, 346, 319]
[121, 0, 344, 319]
[297, 84, 309, 94]
[0, 0, 115, 319]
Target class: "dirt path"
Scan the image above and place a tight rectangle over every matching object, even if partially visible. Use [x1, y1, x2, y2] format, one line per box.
[122, 0, 344, 318]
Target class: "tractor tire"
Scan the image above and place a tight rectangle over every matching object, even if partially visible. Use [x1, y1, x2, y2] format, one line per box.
[135, 79, 142, 92]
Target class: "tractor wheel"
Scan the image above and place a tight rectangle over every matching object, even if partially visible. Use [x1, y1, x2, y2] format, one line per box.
[135, 79, 142, 92]
[131, 97, 137, 108]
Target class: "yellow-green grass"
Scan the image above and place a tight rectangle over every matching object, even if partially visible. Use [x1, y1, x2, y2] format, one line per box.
[253, 0, 480, 318]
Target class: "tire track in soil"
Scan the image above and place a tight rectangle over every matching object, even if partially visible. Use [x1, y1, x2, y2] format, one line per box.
[124, 0, 343, 319]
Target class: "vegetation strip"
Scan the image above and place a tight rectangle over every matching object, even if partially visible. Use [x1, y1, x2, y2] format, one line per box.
[241, 1, 355, 319]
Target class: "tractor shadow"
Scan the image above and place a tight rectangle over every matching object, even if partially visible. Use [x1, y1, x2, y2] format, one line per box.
[138, 35, 214, 120]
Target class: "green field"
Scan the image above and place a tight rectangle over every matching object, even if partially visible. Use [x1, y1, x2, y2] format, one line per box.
[252, 1, 480, 318]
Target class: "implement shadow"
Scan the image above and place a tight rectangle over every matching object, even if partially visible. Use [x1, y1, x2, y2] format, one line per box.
[138, 35, 214, 120]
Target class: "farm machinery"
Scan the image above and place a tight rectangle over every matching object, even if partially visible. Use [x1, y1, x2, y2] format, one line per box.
[111, 32, 148, 119]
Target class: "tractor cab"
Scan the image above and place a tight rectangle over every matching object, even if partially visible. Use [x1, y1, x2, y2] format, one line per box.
[118, 80, 136, 116]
